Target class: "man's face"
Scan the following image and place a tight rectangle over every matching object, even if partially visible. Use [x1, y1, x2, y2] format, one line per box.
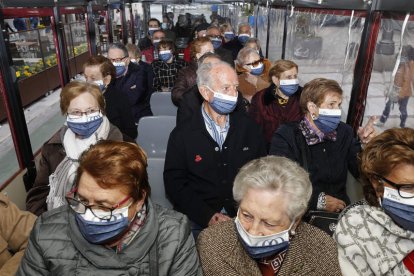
[152, 31, 165, 44]
[201, 65, 239, 102]
[148, 20, 160, 29]
[239, 26, 251, 36]
[107, 48, 130, 66]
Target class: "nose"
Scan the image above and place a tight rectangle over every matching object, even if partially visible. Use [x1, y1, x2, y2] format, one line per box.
[247, 221, 263, 236]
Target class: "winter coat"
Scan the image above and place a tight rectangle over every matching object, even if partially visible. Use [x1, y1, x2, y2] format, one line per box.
[394, 60, 414, 98]
[17, 199, 202, 275]
[0, 193, 36, 276]
[171, 61, 198, 106]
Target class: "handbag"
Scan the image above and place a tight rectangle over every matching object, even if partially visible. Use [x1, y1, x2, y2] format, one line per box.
[296, 127, 339, 236]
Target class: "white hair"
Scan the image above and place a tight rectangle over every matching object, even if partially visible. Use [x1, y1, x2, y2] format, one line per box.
[233, 156, 312, 220]
[196, 61, 234, 88]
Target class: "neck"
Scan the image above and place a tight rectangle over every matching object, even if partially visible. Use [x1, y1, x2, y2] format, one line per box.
[204, 103, 227, 128]
[275, 86, 289, 100]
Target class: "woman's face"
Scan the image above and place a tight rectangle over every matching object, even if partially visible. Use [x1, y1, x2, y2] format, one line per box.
[238, 188, 292, 236]
[243, 52, 261, 70]
[372, 163, 414, 199]
[84, 65, 111, 86]
[67, 92, 100, 116]
[196, 42, 214, 60]
[77, 171, 145, 222]
[271, 67, 298, 86]
[307, 91, 342, 116]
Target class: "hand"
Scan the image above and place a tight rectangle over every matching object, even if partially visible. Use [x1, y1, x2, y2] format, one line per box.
[357, 116, 377, 144]
[325, 195, 346, 213]
[208, 212, 231, 226]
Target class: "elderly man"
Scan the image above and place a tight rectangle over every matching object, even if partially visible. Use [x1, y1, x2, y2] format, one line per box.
[141, 29, 166, 64]
[107, 43, 153, 123]
[164, 61, 267, 238]
[206, 26, 234, 67]
[223, 23, 252, 60]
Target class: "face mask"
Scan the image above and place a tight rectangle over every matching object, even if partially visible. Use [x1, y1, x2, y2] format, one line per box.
[130, 58, 137, 64]
[382, 187, 414, 232]
[148, 27, 159, 37]
[113, 61, 126, 78]
[159, 50, 173, 62]
[235, 216, 292, 259]
[152, 39, 161, 49]
[238, 34, 250, 44]
[206, 86, 238, 115]
[279, 79, 299, 97]
[314, 108, 341, 134]
[75, 203, 131, 244]
[93, 80, 105, 92]
[161, 23, 168, 30]
[249, 62, 264, 76]
[66, 112, 103, 138]
[224, 32, 234, 41]
[210, 38, 222, 49]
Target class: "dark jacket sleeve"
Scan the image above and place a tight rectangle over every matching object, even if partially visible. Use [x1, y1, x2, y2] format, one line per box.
[171, 67, 191, 106]
[347, 132, 362, 180]
[163, 129, 216, 227]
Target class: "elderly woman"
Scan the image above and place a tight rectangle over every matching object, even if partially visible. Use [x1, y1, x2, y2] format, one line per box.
[244, 38, 264, 58]
[25, 81, 123, 216]
[334, 128, 414, 275]
[270, 78, 376, 214]
[235, 47, 271, 103]
[220, 23, 235, 43]
[249, 60, 302, 145]
[171, 37, 213, 106]
[18, 141, 202, 275]
[83, 56, 137, 140]
[197, 155, 341, 275]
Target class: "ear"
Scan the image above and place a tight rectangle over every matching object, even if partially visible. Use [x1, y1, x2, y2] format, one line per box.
[370, 177, 384, 199]
[199, 86, 212, 102]
[271, 76, 279, 86]
[134, 191, 147, 213]
[195, 53, 202, 60]
[103, 75, 111, 86]
[307, 102, 318, 117]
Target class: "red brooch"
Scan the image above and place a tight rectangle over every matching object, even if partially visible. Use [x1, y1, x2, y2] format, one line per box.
[195, 155, 202, 162]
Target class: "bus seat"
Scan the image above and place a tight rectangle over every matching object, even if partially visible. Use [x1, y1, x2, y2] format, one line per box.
[150, 92, 177, 116]
[147, 157, 173, 209]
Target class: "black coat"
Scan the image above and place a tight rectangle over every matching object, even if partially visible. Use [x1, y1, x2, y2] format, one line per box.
[113, 62, 153, 123]
[104, 83, 137, 140]
[215, 47, 235, 68]
[269, 121, 361, 210]
[164, 106, 267, 227]
[223, 38, 243, 61]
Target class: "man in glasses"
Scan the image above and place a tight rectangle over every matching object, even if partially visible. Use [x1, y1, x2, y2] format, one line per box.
[164, 61, 267, 239]
[206, 26, 234, 67]
[18, 141, 202, 275]
[108, 43, 153, 124]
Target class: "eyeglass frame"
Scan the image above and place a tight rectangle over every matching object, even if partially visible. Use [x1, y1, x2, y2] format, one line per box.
[245, 57, 263, 67]
[375, 174, 414, 199]
[67, 108, 101, 119]
[65, 188, 132, 220]
[109, 56, 128, 63]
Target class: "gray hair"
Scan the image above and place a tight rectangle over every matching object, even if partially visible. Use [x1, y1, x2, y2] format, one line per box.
[233, 156, 312, 221]
[196, 61, 234, 88]
[246, 37, 261, 49]
[236, 47, 259, 66]
[197, 52, 222, 67]
[108, 42, 128, 57]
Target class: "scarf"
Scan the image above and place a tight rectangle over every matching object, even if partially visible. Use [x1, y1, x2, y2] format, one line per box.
[46, 116, 110, 211]
[299, 116, 337, 146]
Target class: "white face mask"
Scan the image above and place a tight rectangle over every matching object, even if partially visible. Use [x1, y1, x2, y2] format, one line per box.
[130, 58, 137, 64]
[112, 61, 126, 67]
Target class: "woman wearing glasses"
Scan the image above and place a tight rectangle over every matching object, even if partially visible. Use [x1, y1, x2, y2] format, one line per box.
[334, 128, 414, 276]
[235, 47, 271, 103]
[18, 141, 202, 275]
[249, 59, 302, 145]
[26, 81, 123, 216]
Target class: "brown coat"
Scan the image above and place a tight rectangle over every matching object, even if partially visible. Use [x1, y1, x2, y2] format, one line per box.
[171, 61, 198, 106]
[236, 58, 272, 102]
[197, 220, 341, 276]
[25, 124, 123, 216]
[0, 193, 36, 276]
[394, 60, 414, 98]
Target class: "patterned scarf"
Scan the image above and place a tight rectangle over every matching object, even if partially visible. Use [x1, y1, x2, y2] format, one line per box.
[258, 249, 288, 276]
[298, 116, 337, 146]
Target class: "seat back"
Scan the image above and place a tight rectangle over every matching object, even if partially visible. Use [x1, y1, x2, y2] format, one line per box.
[150, 92, 177, 116]
[137, 116, 176, 158]
[147, 158, 173, 209]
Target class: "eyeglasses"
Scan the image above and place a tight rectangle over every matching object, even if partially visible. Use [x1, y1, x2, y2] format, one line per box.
[245, 58, 263, 67]
[65, 189, 132, 221]
[376, 175, 414, 198]
[109, 56, 127, 63]
[67, 108, 100, 119]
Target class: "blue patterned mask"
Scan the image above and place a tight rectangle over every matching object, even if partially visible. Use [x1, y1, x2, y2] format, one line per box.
[66, 112, 103, 138]
[159, 50, 173, 62]
[113, 61, 126, 78]
[148, 27, 159, 37]
[93, 80, 105, 92]
[238, 34, 250, 44]
[250, 62, 264, 76]
[224, 32, 235, 41]
[314, 108, 341, 134]
[382, 187, 414, 232]
[279, 79, 299, 97]
[206, 86, 238, 115]
[211, 38, 222, 49]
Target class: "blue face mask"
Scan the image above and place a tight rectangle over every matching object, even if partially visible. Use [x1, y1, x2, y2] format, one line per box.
[238, 34, 250, 44]
[113, 61, 126, 78]
[382, 187, 414, 232]
[314, 108, 341, 134]
[211, 38, 222, 49]
[224, 32, 235, 41]
[279, 79, 299, 97]
[93, 80, 106, 92]
[66, 112, 103, 138]
[249, 62, 264, 76]
[152, 39, 161, 49]
[235, 216, 292, 259]
[159, 50, 173, 62]
[206, 86, 238, 115]
[74, 204, 131, 244]
[148, 27, 159, 37]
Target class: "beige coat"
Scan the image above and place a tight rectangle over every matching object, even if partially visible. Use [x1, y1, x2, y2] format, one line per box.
[0, 193, 36, 275]
[197, 220, 341, 276]
[394, 60, 414, 98]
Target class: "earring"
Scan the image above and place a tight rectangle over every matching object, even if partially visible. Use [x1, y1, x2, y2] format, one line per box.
[311, 113, 317, 120]
[290, 228, 296, 236]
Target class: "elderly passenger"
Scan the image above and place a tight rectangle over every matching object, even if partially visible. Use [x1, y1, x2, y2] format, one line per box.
[249, 60, 302, 145]
[164, 61, 266, 238]
[0, 193, 36, 276]
[223, 23, 252, 60]
[197, 155, 341, 275]
[26, 81, 123, 216]
[235, 47, 271, 102]
[220, 23, 235, 43]
[270, 78, 376, 213]
[335, 128, 414, 275]
[18, 141, 202, 275]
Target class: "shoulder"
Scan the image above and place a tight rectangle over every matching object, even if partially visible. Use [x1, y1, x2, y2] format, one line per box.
[33, 206, 71, 240]
[153, 204, 192, 242]
[198, 220, 236, 253]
